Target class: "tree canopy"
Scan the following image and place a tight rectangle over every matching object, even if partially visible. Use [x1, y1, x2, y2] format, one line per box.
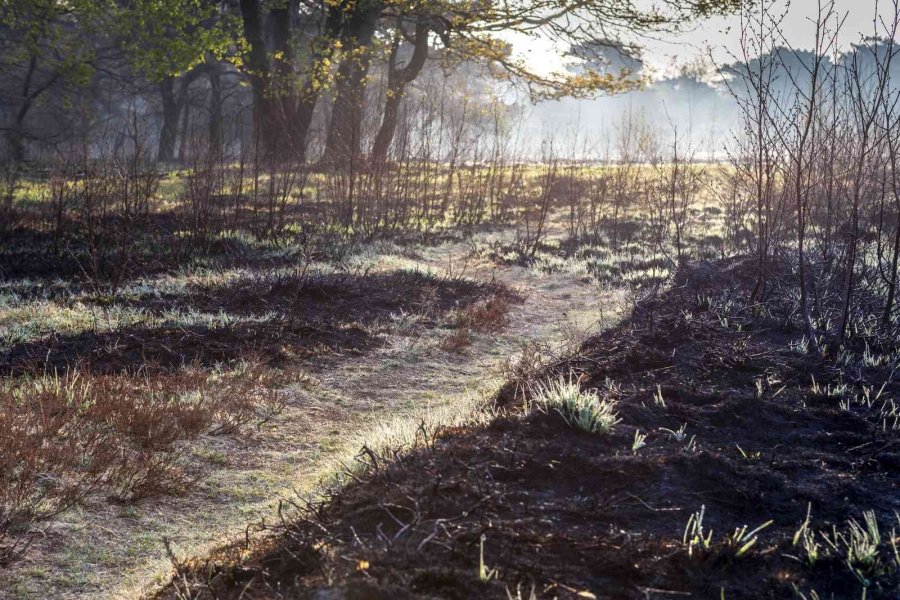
[0, 0, 746, 165]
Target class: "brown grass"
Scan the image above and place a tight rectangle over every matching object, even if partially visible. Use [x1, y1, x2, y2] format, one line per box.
[453, 294, 513, 333]
[0, 361, 286, 564]
[439, 327, 473, 353]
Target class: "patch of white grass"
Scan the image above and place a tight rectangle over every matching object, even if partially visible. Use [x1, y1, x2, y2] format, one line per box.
[534, 375, 620, 435]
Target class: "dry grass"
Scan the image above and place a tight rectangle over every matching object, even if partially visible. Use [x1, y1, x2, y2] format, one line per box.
[440, 327, 474, 352]
[0, 212, 620, 599]
[0, 361, 287, 564]
[454, 294, 513, 332]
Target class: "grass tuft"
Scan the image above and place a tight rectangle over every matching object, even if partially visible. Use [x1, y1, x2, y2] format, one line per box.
[534, 375, 620, 435]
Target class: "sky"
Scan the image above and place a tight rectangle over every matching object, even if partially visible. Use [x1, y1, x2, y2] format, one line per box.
[512, 0, 899, 80]
[505, 1, 900, 159]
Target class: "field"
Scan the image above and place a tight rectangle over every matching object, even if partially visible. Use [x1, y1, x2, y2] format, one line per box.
[4, 3, 900, 596]
[4, 135, 900, 598]
[3, 167, 695, 598]
[154, 258, 900, 600]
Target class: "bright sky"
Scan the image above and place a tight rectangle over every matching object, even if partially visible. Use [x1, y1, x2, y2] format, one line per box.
[512, 0, 899, 79]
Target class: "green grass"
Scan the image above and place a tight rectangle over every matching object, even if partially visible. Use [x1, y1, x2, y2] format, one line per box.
[534, 375, 620, 435]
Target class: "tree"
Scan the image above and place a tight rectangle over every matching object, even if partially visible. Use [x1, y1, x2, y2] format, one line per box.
[370, 15, 448, 165]
[235, 0, 346, 158]
[239, 0, 275, 145]
[118, 0, 236, 163]
[315, 0, 744, 167]
[0, 0, 236, 165]
[0, 0, 100, 164]
[319, 0, 383, 166]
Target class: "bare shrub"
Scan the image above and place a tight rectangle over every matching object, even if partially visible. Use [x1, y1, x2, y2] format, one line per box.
[515, 155, 558, 259]
[0, 374, 118, 564]
[41, 144, 164, 291]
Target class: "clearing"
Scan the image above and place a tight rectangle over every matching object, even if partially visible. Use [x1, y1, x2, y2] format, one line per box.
[152, 258, 900, 600]
[2, 229, 627, 600]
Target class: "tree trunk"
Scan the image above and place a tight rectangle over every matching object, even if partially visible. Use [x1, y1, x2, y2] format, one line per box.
[157, 76, 180, 163]
[293, 4, 344, 160]
[371, 21, 429, 166]
[294, 91, 318, 161]
[178, 97, 191, 161]
[269, 3, 295, 156]
[7, 55, 43, 165]
[239, 0, 274, 150]
[6, 122, 26, 167]
[208, 63, 223, 156]
[320, 0, 381, 168]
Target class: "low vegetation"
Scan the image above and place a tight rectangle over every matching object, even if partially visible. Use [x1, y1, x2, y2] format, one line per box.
[3, 0, 900, 598]
[533, 375, 621, 435]
[153, 258, 900, 599]
[0, 361, 288, 564]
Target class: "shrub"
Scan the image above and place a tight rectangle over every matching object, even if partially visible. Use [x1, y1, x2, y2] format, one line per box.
[0, 374, 118, 564]
[440, 327, 473, 353]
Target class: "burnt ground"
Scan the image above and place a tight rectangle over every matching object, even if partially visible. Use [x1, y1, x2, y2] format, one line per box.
[1, 270, 514, 375]
[0, 211, 476, 282]
[155, 258, 900, 599]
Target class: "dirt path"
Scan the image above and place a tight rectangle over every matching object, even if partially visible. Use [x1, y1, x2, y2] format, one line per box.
[3, 236, 627, 600]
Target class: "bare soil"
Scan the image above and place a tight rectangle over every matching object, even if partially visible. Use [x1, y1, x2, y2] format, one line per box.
[155, 258, 900, 599]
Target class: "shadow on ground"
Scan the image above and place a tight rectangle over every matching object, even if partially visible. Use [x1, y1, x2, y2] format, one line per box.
[1, 270, 515, 375]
